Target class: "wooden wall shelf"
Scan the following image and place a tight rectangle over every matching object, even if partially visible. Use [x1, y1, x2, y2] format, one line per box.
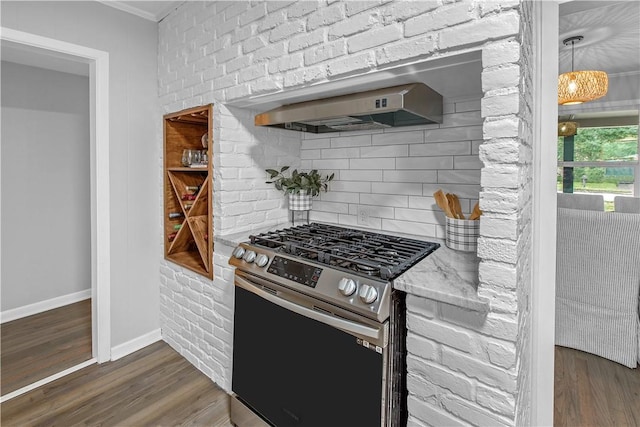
[163, 105, 213, 279]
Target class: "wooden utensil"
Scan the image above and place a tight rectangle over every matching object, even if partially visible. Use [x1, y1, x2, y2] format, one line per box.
[469, 202, 482, 220]
[446, 193, 458, 219]
[449, 193, 465, 220]
[433, 190, 454, 218]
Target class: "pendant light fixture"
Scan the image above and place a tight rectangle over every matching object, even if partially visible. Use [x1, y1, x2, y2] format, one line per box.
[558, 36, 608, 105]
[558, 121, 578, 137]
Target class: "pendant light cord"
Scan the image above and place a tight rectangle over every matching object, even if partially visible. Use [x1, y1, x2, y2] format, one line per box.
[571, 40, 575, 73]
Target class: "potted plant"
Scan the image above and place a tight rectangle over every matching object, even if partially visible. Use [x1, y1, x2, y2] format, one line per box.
[266, 166, 334, 211]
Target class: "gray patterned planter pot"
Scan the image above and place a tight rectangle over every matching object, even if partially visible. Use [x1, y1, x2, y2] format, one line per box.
[288, 191, 312, 211]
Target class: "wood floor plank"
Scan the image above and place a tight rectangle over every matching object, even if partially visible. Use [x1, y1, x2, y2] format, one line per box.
[1, 300, 92, 395]
[2, 343, 180, 425]
[1, 341, 231, 427]
[555, 345, 640, 427]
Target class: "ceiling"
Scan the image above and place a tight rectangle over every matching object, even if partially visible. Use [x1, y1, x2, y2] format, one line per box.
[559, 1, 640, 76]
[98, 1, 184, 22]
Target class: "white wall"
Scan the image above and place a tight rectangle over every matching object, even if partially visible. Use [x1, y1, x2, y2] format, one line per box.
[1, 1, 160, 347]
[1, 61, 90, 311]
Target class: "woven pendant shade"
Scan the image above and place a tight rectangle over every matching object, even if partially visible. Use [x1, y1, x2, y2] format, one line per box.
[558, 121, 578, 137]
[558, 36, 608, 106]
[558, 71, 608, 105]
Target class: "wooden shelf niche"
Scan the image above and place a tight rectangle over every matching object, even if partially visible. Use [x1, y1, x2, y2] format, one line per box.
[164, 105, 213, 279]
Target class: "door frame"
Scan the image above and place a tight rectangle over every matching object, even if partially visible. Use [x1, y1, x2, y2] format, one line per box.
[0, 27, 111, 363]
[531, 2, 559, 425]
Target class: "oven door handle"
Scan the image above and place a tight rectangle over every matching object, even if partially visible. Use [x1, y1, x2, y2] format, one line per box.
[234, 275, 384, 343]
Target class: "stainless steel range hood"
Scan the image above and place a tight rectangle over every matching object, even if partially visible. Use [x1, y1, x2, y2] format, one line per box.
[254, 83, 443, 133]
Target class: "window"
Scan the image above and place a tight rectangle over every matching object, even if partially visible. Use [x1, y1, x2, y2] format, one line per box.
[558, 115, 639, 211]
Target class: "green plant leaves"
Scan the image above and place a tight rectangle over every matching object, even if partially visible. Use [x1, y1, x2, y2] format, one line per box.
[265, 166, 334, 196]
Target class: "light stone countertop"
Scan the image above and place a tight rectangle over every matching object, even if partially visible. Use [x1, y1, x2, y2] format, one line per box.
[393, 240, 489, 312]
[216, 223, 489, 312]
[215, 222, 291, 248]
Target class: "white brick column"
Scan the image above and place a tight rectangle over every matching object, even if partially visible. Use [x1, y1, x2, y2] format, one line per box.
[157, 1, 535, 424]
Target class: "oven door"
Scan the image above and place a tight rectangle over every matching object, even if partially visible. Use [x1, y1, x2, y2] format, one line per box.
[232, 271, 388, 427]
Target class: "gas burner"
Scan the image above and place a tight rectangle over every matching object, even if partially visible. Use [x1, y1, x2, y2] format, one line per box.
[355, 263, 377, 274]
[376, 250, 399, 257]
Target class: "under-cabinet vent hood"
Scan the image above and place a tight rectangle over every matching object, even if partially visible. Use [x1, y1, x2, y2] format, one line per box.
[254, 83, 443, 133]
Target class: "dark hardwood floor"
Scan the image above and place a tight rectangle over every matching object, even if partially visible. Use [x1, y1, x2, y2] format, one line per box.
[555, 345, 640, 426]
[10, 304, 637, 426]
[1, 341, 231, 426]
[1, 299, 92, 395]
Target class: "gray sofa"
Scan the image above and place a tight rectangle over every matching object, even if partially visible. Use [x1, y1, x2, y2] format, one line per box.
[555, 207, 640, 368]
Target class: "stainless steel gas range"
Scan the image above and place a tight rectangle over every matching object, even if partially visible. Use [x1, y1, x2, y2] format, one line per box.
[229, 223, 439, 427]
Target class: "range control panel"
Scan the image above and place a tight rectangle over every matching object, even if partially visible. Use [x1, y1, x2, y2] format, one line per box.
[267, 256, 323, 288]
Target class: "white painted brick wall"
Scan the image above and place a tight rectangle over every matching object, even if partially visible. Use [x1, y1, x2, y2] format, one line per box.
[158, 0, 533, 425]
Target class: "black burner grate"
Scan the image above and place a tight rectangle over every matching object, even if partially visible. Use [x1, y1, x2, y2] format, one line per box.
[250, 223, 439, 280]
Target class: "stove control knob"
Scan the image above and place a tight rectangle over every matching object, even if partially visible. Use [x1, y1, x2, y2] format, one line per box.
[359, 285, 378, 304]
[338, 278, 357, 297]
[243, 250, 257, 263]
[232, 246, 245, 259]
[255, 254, 270, 268]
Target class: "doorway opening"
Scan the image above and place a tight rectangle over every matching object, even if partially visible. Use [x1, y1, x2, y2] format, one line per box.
[0, 27, 111, 402]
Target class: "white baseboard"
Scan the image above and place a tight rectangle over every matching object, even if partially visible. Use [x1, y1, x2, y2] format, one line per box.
[1, 289, 91, 324]
[110, 328, 162, 361]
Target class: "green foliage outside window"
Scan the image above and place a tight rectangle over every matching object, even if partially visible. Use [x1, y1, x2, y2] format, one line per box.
[558, 125, 638, 185]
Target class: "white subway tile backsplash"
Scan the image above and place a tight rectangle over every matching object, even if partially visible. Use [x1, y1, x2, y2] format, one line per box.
[395, 208, 439, 224]
[425, 126, 483, 143]
[441, 111, 483, 128]
[408, 196, 437, 210]
[383, 170, 438, 183]
[321, 191, 361, 204]
[350, 158, 396, 169]
[331, 134, 372, 148]
[301, 149, 321, 159]
[329, 180, 372, 193]
[312, 200, 350, 214]
[321, 147, 361, 159]
[360, 144, 409, 158]
[423, 183, 481, 199]
[340, 169, 383, 181]
[472, 140, 482, 155]
[455, 99, 482, 113]
[438, 169, 482, 184]
[454, 155, 484, 169]
[409, 141, 471, 156]
[337, 214, 359, 227]
[372, 182, 423, 196]
[312, 158, 350, 169]
[360, 193, 409, 208]
[372, 130, 424, 145]
[301, 138, 331, 149]
[309, 210, 339, 223]
[396, 156, 454, 170]
[382, 219, 436, 237]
